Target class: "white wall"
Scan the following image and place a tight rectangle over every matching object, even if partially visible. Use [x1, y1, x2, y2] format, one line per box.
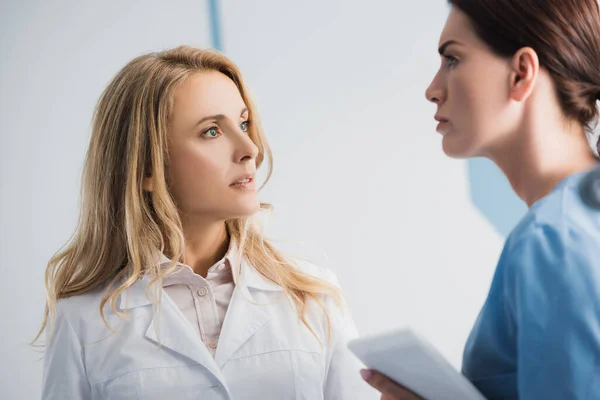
[0, 0, 505, 397]
[220, 0, 503, 363]
[0, 1, 212, 398]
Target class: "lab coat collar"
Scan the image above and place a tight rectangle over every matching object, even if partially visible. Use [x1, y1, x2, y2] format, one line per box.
[117, 255, 284, 374]
[119, 252, 283, 311]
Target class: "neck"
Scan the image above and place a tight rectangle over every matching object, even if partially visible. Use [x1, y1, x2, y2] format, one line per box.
[487, 118, 597, 207]
[181, 216, 229, 277]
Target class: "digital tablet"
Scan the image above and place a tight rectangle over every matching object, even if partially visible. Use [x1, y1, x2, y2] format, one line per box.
[348, 328, 486, 400]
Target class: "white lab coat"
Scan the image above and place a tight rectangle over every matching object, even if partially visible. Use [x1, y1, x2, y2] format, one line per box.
[41, 258, 377, 399]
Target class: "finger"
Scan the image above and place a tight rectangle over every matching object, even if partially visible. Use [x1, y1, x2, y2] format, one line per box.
[361, 369, 423, 400]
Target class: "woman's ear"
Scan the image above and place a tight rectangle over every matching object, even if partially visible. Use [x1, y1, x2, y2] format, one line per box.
[509, 46, 539, 102]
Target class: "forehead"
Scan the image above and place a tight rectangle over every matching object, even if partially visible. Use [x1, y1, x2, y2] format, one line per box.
[439, 7, 480, 47]
[173, 71, 246, 118]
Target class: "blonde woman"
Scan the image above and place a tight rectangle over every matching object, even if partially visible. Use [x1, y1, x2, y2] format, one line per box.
[36, 46, 374, 400]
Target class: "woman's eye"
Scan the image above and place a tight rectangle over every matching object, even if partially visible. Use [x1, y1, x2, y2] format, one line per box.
[202, 126, 220, 138]
[240, 120, 251, 133]
[443, 54, 459, 68]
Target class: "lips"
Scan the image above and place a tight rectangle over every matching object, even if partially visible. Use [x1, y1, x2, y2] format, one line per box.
[434, 115, 450, 134]
[230, 173, 255, 187]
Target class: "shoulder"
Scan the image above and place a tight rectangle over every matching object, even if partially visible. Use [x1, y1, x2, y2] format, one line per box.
[501, 171, 600, 288]
[55, 286, 105, 319]
[290, 258, 342, 288]
[508, 170, 600, 250]
[288, 258, 358, 340]
[289, 258, 350, 320]
[51, 284, 120, 341]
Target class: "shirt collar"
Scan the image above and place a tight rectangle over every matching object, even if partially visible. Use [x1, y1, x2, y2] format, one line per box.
[159, 237, 242, 286]
[119, 239, 283, 310]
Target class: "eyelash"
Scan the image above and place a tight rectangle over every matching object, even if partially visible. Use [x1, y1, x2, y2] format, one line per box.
[201, 126, 220, 138]
[443, 54, 459, 68]
[240, 120, 251, 132]
[201, 120, 251, 138]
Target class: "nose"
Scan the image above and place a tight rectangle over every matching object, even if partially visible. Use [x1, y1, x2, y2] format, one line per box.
[234, 131, 259, 164]
[425, 71, 445, 105]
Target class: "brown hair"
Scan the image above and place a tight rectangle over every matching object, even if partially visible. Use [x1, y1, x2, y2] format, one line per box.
[449, 0, 600, 145]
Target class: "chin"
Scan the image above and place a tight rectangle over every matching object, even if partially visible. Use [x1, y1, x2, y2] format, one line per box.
[441, 134, 478, 159]
[442, 140, 467, 159]
[230, 200, 261, 219]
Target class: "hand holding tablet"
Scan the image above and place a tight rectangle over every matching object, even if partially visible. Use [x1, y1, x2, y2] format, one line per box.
[348, 329, 486, 400]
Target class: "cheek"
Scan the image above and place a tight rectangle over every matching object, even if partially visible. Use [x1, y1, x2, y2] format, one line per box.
[450, 69, 505, 138]
[168, 146, 224, 203]
[446, 76, 476, 143]
[472, 64, 512, 128]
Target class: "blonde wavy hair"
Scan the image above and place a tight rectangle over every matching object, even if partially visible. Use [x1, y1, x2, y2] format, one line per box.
[34, 45, 341, 346]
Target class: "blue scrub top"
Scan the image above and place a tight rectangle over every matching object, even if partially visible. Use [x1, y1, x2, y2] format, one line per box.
[462, 170, 600, 399]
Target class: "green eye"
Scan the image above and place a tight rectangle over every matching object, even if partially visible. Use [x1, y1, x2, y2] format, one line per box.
[240, 120, 251, 133]
[203, 127, 219, 138]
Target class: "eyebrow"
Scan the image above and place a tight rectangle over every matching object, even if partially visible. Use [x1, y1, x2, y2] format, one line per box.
[194, 107, 248, 127]
[438, 40, 461, 55]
